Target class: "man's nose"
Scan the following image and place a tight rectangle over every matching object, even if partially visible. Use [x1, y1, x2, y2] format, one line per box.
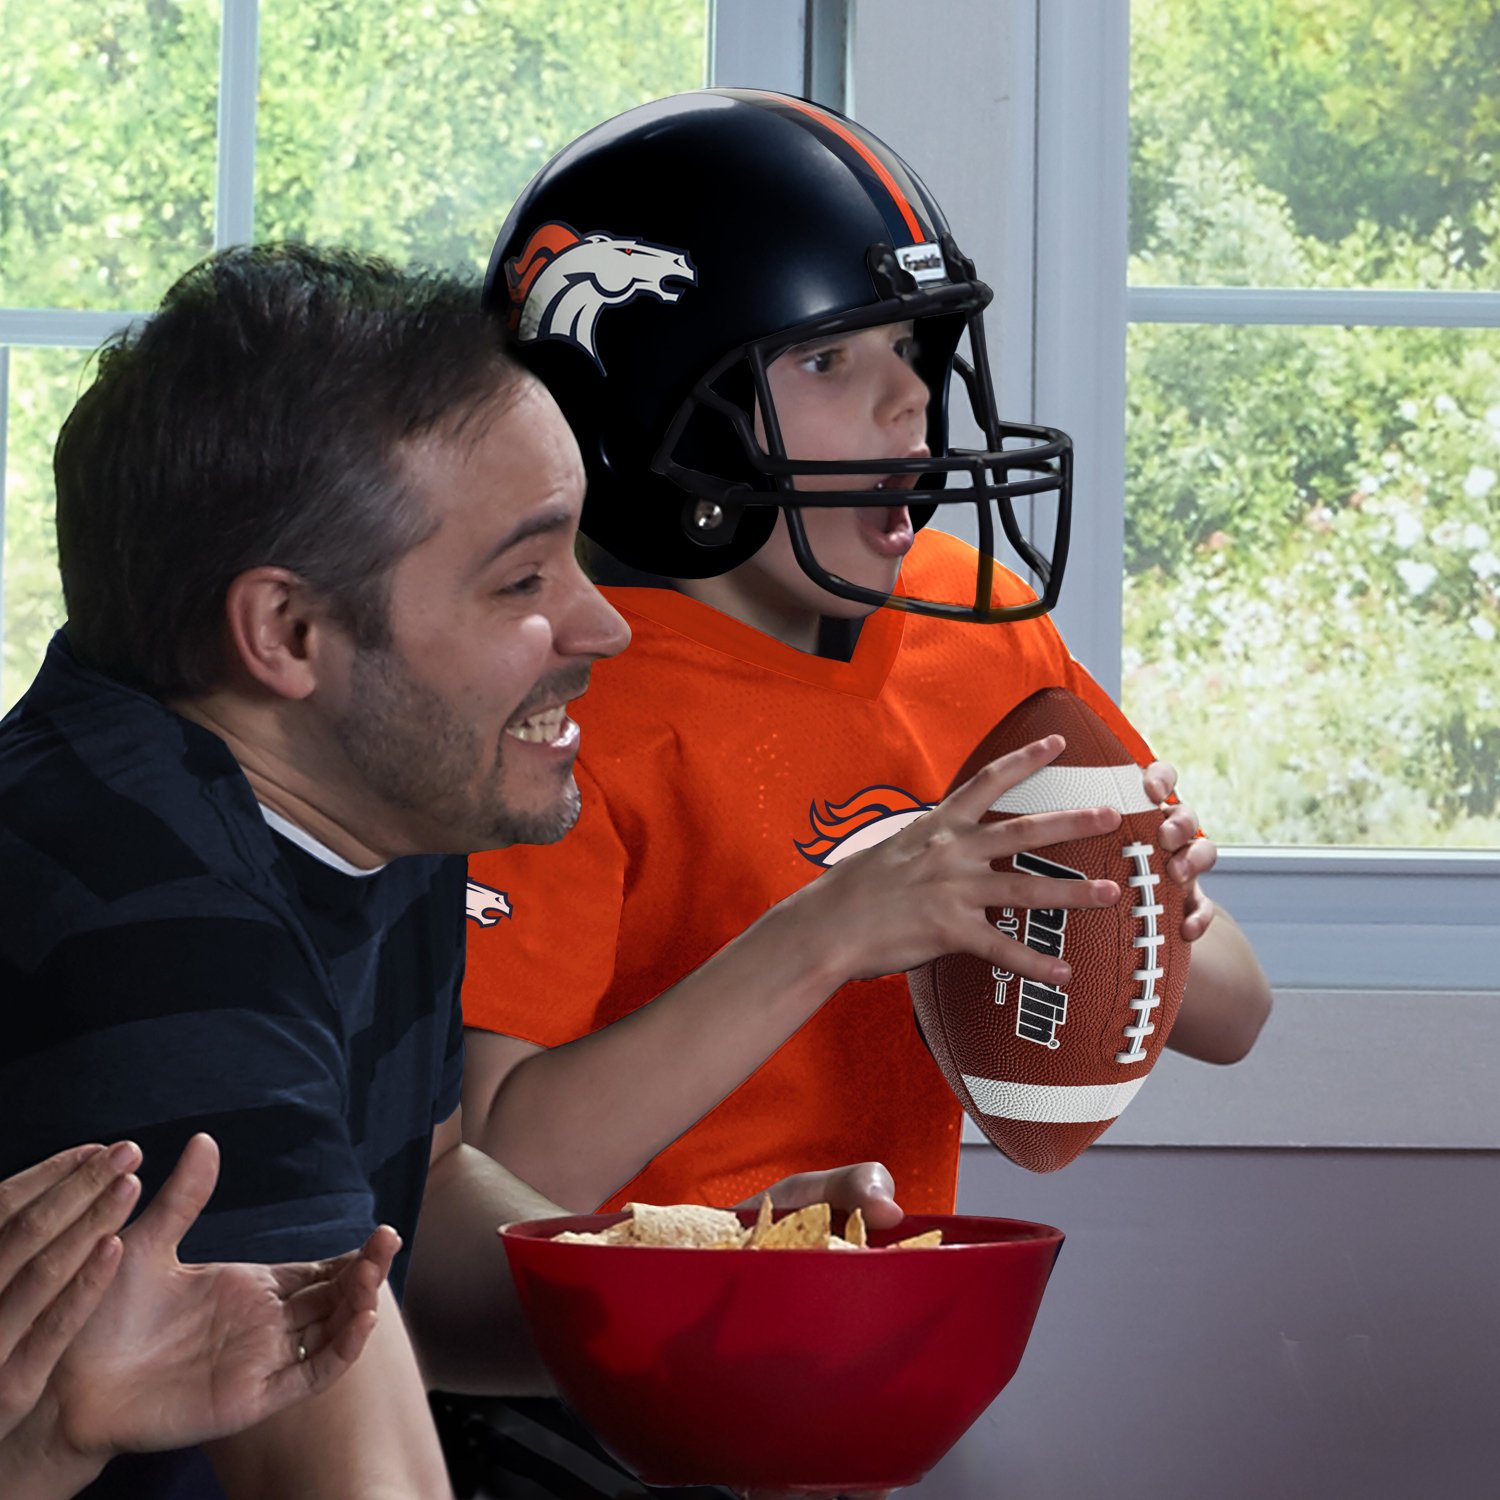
[560, 574, 632, 663]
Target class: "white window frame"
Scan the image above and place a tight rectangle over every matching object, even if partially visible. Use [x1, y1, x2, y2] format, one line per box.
[1029, 0, 1499, 993]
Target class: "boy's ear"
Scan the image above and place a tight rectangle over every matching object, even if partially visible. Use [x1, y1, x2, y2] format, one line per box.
[222, 566, 338, 700]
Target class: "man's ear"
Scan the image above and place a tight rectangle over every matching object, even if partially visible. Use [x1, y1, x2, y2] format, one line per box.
[223, 567, 338, 701]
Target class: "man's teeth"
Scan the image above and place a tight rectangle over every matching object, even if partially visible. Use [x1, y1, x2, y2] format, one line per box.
[506, 707, 568, 743]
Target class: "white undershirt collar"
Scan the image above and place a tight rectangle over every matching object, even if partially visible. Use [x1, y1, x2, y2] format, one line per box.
[258, 804, 387, 877]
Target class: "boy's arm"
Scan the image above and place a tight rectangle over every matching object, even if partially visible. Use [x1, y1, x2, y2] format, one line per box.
[1142, 762, 1272, 1065]
[1164, 906, 1272, 1063]
[400, 1110, 558, 1396]
[463, 736, 1126, 1211]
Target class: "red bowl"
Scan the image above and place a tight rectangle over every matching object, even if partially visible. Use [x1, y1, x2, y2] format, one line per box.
[499, 1210, 1064, 1491]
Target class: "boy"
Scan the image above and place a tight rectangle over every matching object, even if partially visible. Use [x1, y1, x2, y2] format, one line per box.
[447, 85, 1270, 1500]
[460, 90, 1270, 1225]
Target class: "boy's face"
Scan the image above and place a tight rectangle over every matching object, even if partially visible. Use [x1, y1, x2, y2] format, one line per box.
[746, 320, 931, 620]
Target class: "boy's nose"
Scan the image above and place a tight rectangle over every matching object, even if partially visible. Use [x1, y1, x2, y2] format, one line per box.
[880, 358, 930, 431]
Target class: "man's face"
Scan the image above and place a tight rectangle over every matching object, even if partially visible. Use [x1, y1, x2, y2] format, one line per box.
[328, 377, 629, 854]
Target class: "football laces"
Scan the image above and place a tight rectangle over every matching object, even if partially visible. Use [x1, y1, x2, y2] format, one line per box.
[1117, 841, 1165, 1064]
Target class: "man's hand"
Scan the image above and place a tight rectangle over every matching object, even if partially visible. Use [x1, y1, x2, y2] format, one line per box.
[1143, 761, 1216, 942]
[796, 735, 1122, 987]
[50, 1133, 399, 1458]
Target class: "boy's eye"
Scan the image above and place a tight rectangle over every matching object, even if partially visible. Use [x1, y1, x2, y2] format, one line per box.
[895, 335, 920, 364]
[798, 346, 841, 375]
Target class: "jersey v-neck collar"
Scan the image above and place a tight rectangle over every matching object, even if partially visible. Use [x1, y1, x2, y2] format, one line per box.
[605, 585, 909, 699]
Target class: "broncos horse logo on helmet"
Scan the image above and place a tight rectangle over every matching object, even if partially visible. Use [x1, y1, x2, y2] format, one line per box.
[504, 222, 696, 374]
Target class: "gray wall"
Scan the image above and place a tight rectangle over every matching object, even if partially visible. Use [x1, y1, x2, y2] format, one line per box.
[918, 1143, 1500, 1500]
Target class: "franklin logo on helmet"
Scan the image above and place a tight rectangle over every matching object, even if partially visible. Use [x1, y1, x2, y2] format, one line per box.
[503, 221, 696, 374]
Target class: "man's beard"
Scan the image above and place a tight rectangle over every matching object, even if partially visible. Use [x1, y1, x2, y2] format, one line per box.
[332, 644, 581, 851]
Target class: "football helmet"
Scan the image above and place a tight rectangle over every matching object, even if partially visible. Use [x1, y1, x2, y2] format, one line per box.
[485, 88, 1071, 622]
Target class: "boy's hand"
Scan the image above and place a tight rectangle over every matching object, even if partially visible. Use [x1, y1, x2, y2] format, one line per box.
[734, 1164, 900, 1500]
[799, 734, 1122, 988]
[1143, 761, 1216, 942]
[738, 1161, 903, 1234]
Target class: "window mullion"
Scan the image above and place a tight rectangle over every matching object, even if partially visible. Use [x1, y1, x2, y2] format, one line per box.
[215, 0, 261, 250]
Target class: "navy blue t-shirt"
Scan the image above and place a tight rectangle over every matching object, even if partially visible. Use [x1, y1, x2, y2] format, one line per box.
[0, 633, 466, 1495]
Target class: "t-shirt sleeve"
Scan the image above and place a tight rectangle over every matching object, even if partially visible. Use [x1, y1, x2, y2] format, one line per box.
[462, 757, 628, 1047]
[0, 899, 378, 1268]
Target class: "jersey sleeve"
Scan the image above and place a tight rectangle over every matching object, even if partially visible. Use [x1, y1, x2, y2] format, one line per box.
[462, 757, 628, 1047]
[0, 898, 379, 1269]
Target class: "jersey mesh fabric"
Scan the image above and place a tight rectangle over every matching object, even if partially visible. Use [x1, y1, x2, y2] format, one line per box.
[463, 530, 1152, 1213]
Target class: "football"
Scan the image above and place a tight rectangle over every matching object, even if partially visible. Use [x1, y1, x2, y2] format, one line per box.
[907, 688, 1190, 1173]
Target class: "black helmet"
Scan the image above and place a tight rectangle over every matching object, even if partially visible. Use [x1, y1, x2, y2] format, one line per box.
[484, 88, 1071, 623]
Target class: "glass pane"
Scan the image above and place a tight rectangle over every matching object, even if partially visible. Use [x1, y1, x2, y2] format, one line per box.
[0, 0, 219, 310]
[255, 1, 710, 272]
[1122, 322, 1500, 848]
[1129, 0, 1500, 291]
[2, 348, 89, 713]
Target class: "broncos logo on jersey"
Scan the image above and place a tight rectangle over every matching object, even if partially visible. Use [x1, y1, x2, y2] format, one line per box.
[795, 785, 935, 867]
[503, 221, 696, 373]
[465, 879, 513, 927]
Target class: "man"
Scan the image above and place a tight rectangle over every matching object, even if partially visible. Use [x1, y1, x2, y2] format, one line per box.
[0, 243, 630, 1496]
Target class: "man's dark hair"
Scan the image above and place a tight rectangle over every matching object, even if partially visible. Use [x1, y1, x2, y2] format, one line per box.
[55, 243, 524, 697]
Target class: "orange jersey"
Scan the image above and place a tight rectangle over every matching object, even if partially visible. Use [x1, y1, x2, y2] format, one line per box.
[463, 530, 1153, 1213]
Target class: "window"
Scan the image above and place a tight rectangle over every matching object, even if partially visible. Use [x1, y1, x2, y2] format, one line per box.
[851, 0, 1497, 990]
[1, 0, 712, 711]
[1125, 0, 1500, 851]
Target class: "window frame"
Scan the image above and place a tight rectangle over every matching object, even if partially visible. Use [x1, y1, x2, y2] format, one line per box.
[1024, 0, 1500, 992]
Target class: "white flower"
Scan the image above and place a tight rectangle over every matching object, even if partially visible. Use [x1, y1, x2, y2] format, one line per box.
[1469, 551, 1500, 580]
[1399, 399, 1419, 421]
[1395, 559, 1438, 594]
[1463, 523, 1492, 549]
[1469, 616, 1496, 642]
[1435, 394, 1458, 415]
[1392, 511, 1424, 548]
[1462, 466, 1497, 498]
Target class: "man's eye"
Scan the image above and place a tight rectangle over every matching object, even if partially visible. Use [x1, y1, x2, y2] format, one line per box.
[802, 348, 838, 375]
[497, 572, 544, 597]
[895, 336, 921, 364]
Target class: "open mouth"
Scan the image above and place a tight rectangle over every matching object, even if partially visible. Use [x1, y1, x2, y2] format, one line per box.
[504, 704, 576, 746]
[855, 500, 917, 559]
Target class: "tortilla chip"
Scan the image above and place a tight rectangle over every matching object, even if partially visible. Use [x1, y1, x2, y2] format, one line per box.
[755, 1201, 832, 1250]
[625, 1201, 745, 1248]
[745, 1193, 775, 1249]
[889, 1228, 944, 1250]
[845, 1207, 867, 1249]
[551, 1217, 638, 1245]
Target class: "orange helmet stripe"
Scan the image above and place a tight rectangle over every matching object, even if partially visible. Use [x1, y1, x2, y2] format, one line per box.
[756, 92, 926, 244]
